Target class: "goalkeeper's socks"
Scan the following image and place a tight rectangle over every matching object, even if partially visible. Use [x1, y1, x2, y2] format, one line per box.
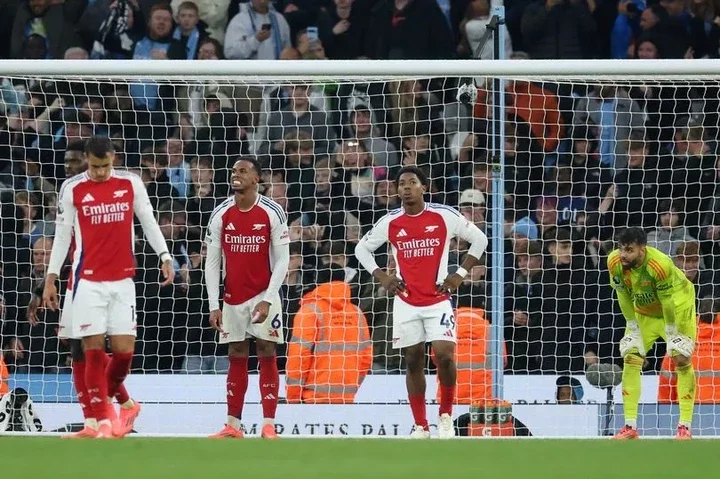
[101, 351, 131, 404]
[259, 356, 279, 420]
[438, 385, 455, 416]
[85, 349, 110, 421]
[227, 356, 249, 420]
[676, 363, 696, 426]
[106, 352, 133, 401]
[72, 359, 93, 420]
[408, 394, 429, 429]
[621, 356, 643, 426]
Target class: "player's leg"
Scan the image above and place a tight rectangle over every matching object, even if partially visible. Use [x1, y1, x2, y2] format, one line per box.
[106, 279, 140, 437]
[616, 316, 661, 439]
[426, 303, 457, 439]
[61, 339, 98, 438]
[392, 299, 429, 437]
[249, 294, 283, 439]
[73, 280, 113, 438]
[667, 305, 697, 439]
[210, 303, 249, 438]
[256, 339, 279, 439]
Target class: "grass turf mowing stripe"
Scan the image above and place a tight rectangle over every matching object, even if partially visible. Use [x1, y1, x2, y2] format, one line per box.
[2, 437, 719, 479]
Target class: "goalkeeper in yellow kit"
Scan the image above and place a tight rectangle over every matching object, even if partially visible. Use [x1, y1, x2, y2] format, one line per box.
[608, 228, 696, 440]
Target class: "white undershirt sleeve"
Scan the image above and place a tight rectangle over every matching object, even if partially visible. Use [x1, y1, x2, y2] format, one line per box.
[132, 175, 171, 262]
[47, 180, 77, 276]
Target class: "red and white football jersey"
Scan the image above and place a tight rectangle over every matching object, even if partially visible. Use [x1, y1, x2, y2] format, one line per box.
[57, 171, 150, 282]
[205, 195, 290, 305]
[359, 203, 479, 307]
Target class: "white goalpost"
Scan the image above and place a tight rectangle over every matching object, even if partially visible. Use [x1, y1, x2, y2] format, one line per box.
[1, 58, 720, 438]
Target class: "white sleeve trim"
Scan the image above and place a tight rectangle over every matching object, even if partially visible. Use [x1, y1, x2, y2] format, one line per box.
[132, 175, 171, 261]
[205, 243, 222, 311]
[263, 242, 289, 304]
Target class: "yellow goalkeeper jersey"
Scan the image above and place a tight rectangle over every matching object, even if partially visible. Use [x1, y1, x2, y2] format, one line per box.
[607, 246, 696, 320]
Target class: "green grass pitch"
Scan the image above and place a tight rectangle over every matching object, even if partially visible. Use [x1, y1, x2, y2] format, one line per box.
[2, 437, 719, 479]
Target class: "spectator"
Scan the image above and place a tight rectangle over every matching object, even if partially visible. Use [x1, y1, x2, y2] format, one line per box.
[647, 199, 700, 261]
[173, 1, 208, 60]
[365, 0, 455, 59]
[224, 0, 291, 60]
[521, 0, 597, 59]
[458, 0, 513, 59]
[344, 96, 399, 169]
[171, 0, 229, 44]
[317, 0, 368, 59]
[10, 0, 84, 59]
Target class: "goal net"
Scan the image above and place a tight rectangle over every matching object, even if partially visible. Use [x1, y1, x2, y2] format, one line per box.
[1, 59, 719, 437]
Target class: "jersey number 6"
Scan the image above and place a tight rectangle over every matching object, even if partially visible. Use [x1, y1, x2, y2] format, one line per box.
[270, 314, 281, 329]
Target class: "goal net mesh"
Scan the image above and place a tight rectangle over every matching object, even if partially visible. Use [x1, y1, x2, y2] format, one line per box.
[1, 71, 718, 437]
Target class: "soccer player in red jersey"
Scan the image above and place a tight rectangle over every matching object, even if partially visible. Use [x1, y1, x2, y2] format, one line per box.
[205, 157, 290, 439]
[355, 166, 488, 438]
[43, 136, 174, 438]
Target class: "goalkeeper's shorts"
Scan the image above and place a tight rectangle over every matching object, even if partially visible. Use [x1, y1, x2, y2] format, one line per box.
[626, 305, 697, 357]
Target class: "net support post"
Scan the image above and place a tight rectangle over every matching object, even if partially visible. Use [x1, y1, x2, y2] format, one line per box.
[489, 5, 506, 400]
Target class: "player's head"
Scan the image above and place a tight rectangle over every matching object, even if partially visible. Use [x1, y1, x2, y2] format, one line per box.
[65, 140, 87, 177]
[616, 227, 647, 269]
[394, 166, 428, 206]
[84, 136, 115, 182]
[231, 157, 262, 193]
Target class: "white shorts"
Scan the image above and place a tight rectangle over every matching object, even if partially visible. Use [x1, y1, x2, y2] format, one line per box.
[58, 290, 76, 340]
[220, 292, 283, 344]
[71, 278, 137, 338]
[392, 297, 456, 349]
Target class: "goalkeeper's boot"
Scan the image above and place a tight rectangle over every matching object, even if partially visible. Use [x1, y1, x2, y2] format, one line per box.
[409, 425, 430, 439]
[209, 424, 244, 439]
[116, 400, 141, 437]
[437, 413, 456, 439]
[261, 423, 279, 439]
[675, 425, 692, 440]
[613, 425, 639, 440]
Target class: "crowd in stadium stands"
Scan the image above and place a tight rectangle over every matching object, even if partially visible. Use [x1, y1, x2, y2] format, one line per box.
[1, 0, 720, 378]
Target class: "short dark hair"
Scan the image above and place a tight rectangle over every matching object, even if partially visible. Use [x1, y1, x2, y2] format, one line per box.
[236, 156, 262, 176]
[394, 166, 428, 189]
[616, 227, 647, 247]
[84, 136, 115, 158]
[66, 140, 85, 154]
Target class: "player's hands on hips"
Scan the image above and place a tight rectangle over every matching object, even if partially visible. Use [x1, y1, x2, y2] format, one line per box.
[160, 259, 175, 286]
[27, 294, 42, 326]
[378, 272, 407, 297]
[437, 273, 463, 295]
[252, 301, 271, 324]
[42, 276, 59, 311]
[665, 324, 694, 357]
[209, 309, 223, 332]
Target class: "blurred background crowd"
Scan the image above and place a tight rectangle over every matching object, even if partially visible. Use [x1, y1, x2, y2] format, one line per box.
[1, 0, 720, 379]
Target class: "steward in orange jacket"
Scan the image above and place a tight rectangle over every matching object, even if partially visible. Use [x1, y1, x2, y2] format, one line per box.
[286, 280, 372, 404]
[0, 356, 8, 396]
[433, 307, 507, 403]
[659, 313, 720, 404]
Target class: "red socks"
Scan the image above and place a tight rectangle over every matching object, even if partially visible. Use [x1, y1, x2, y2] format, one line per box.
[227, 356, 249, 418]
[409, 394, 429, 429]
[106, 352, 133, 401]
[102, 352, 131, 404]
[259, 356, 279, 420]
[439, 385, 455, 416]
[84, 349, 109, 421]
[72, 360, 92, 420]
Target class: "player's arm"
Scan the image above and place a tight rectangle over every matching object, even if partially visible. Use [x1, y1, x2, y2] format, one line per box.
[354, 216, 405, 295]
[131, 175, 174, 285]
[44, 182, 76, 310]
[204, 208, 224, 331]
[438, 211, 489, 293]
[652, 260, 694, 357]
[252, 208, 290, 323]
